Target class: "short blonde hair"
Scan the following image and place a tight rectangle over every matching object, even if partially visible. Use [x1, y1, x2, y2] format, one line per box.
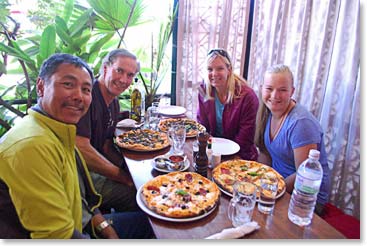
[264, 64, 294, 87]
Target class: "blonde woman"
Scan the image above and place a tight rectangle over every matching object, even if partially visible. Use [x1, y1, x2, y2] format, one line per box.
[254, 64, 330, 215]
[197, 48, 259, 160]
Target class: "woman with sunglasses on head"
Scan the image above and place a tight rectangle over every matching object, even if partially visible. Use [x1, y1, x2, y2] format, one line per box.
[197, 48, 259, 160]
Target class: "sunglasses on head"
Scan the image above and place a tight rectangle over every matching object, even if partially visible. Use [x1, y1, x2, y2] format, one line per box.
[208, 49, 231, 61]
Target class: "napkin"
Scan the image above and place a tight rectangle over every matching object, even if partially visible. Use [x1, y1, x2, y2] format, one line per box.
[116, 119, 138, 128]
[205, 221, 260, 239]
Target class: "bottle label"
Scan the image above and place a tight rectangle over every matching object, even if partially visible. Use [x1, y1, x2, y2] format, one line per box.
[131, 88, 142, 122]
[294, 175, 321, 195]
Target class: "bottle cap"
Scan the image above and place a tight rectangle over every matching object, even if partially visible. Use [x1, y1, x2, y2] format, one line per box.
[207, 138, 212, 148]
[309, 149, 320, 159]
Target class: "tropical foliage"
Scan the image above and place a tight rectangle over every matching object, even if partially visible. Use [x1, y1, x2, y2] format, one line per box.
[0, 0, 176, 136]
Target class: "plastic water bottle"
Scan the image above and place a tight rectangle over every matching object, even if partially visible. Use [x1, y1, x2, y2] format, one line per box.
[288, 149, 323, 226]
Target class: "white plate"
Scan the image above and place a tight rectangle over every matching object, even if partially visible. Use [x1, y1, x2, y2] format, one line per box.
[151, 155, 190, 173]
[215, 181, 286, 203]
[158, 105, 186, 116]
[116, 119, 143, 128]
[211, 137, 240, 155]
[136, 185, 217, 222]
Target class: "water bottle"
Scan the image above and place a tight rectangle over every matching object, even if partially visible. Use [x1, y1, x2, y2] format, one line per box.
[288, 149, 323, 226]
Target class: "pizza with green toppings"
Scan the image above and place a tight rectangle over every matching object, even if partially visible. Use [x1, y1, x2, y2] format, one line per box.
[212, 159, 286, 198]
[158, 118, 206, 137]
[116, 129, 170, 151]
[141, 172, 220, 218]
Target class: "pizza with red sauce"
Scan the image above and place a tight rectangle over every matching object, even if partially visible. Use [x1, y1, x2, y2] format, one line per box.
[212, 159, 286, 197]
[141, 172, 220, 218]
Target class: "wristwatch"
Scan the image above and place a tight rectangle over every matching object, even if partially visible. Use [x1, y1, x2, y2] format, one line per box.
[95, 220, 110, 233]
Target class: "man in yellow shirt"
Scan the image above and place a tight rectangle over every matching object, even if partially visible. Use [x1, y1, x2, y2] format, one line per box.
[0, 53, 154, 239]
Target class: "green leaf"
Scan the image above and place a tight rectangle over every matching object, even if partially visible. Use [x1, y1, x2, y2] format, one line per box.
[73, 31, 91, 51]
[62, 0, 74, 24]
[247, 172, 260, 177]
[86, 33, 114, 62]
[36, 54, 43, 69]
[39, 25, 56, 62]
[24, 46, 40, 57]
[69, 9, 93, 37]
[55, 16, 73, 46]
[240, 165, 249, 171]
[0, 60, 6, 75]
[89, 0, 145, 31]
[175, 189, 188, 196]
[0, 43, 33, 63]
[88, 33, 114, 54]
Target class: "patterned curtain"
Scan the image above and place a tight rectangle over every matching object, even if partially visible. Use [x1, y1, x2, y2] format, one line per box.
[175, 0, 251, 119]
[247, 0, 360, 219]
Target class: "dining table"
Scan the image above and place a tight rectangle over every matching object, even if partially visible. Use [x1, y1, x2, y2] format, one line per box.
[116, 129, 345, 239]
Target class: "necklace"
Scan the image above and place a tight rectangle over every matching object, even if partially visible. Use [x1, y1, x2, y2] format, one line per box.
[270, 101, 294, 140]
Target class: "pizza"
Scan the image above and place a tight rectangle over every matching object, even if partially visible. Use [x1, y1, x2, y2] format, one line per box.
[116, 129, 170, 151]
[212, 159, 286, 198]
[141, 172, 220, 218]
[158, 118, 206, 138]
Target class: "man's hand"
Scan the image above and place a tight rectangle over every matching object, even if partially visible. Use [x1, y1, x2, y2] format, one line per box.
[76, 136, 133, 186]
[92, 214, 119, 239]
[111, 168, 134, 186]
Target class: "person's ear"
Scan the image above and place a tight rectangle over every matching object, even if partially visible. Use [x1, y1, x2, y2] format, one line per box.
[36, 78, 45, 97]
[103, 65, 108, 77]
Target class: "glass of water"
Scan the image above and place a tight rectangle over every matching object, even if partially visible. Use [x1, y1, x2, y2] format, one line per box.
[258, 177, 278, 214]
[170, 123, 186, 155]
[227, 181, 257, 227]
[148, 102, 160, 130]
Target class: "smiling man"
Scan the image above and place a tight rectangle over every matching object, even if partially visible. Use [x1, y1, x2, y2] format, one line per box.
[0, 53, 98, 238]
[76, 49, 140, 213]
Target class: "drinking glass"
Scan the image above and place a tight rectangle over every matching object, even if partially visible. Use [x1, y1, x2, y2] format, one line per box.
[211, 152, 221, 168]
[258, 177, 278, 214]
[227, 181, 257, 227]
[148, 102, 160, 130]
[171, 123, 186, 155]
[167, 126, 175, 152]
[192, 140, 199, 160]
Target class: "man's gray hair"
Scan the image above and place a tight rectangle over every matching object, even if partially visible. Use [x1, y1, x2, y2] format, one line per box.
[99, 49, 140, 77]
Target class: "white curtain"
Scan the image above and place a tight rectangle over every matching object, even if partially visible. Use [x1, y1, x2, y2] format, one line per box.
[176, 0, 360, 219]
[247, 0, 360, 219]
[175, 0, 251, 119]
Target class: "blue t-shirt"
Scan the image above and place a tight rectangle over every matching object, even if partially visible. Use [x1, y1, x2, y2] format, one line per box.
[264, 103, 330, 205]
[214, 91, 224, 137]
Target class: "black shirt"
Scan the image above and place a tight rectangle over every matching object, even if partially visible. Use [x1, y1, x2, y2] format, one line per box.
[77, 80, 120, 155]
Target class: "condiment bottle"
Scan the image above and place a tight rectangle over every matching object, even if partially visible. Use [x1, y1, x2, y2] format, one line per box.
[130, 78, 145, 123]
[207, 137, 213, 168]
[194, 132, 210, 177]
